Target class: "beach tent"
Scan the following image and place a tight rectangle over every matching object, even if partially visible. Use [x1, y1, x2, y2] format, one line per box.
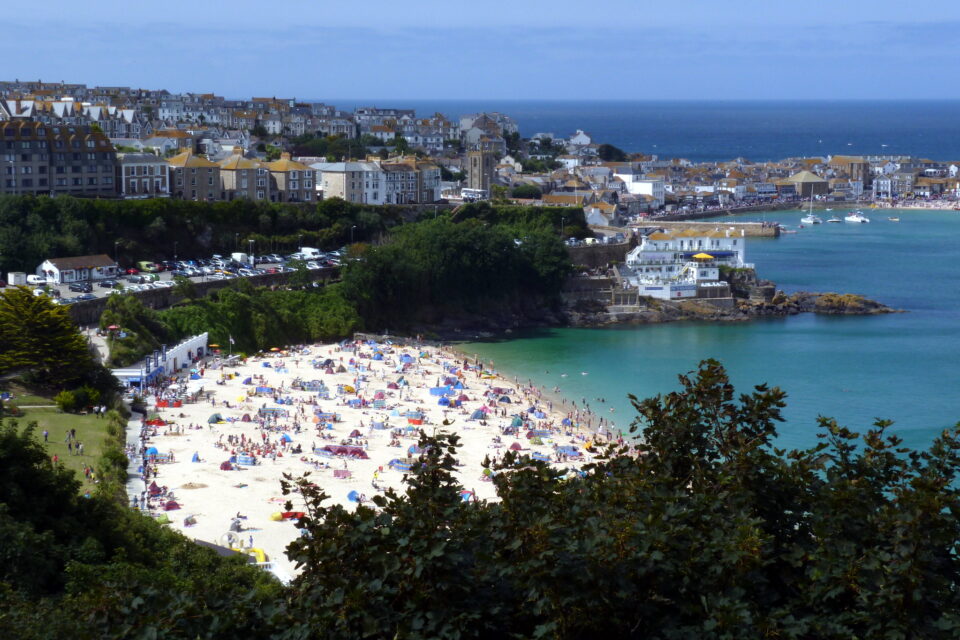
[400, 354, 415, 364]
[387, 382, 399, 390]
[562, 418, 573, 426]
[374, 391, 385, 399]
[458, 394, 469, 402]
[534, 411, 546, 419]
[208, 413, 224, 424]
[191, 452, 200, 462]
[349, 429, 362, 438]
[389, 458, 413, 471]
[557, 445, 581, 457]
[164, 500, 181, 511]
[372, 352, 383, 361]
[509, 442, 523, 451]
[242, 377, 252, 385]
[190, 373, 201, 380]
[336, 364, 347, 373]
[255, 386, 274, 394]
[238, 454, 256, 466]
[408, 445, 423, 455]
[390, 409, 401, 416]
[469, 409, 485, 420]
[372, 420, 386, 430]
[460, 490, 474, 502]
[499, 395, 512, 403]
[241, 413, 252, 422]
[347, 490, 360, 503]
[511, 416, 523, 428]
[480, 406, 492, 414]
[220, 460, 233, 471]
[149, 481, 162, 495]
[145, 446, 159, 456]
[438, 396, 450, 407]
[156, 514, 171, 525]
[281, 434, 293, 443]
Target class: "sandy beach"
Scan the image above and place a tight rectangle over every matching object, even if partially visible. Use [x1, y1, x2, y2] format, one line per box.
[127, 339, 607, 581]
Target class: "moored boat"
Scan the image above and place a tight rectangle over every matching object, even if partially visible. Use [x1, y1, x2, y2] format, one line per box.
[800, 214, 822, 224]
[844, 211, 870, 223]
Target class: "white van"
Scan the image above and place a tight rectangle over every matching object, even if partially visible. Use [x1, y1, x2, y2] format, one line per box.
[299, 247, 323, 260]
[26, 274, 49, 285]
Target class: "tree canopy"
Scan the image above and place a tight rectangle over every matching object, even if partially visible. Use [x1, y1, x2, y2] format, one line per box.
[597, 143, 628, 162]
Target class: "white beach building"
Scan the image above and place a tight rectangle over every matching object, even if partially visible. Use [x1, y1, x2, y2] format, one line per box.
[622, 228, 751, 300]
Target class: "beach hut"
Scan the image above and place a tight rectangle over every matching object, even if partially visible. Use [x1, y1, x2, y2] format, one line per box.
[208, 413, 224, 424]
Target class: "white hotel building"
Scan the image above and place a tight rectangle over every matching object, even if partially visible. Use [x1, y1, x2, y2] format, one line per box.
[622, 228, 752, 301]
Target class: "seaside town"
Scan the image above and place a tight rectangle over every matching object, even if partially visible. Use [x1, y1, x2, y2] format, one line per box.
[1, 79, 959, 220]
[5, 4, 960, 629]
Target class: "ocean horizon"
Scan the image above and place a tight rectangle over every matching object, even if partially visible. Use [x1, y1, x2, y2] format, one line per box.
[307, 99, 960, 163]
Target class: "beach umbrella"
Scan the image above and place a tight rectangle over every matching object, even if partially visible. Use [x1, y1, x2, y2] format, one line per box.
[460, 490, 474, 502]
[145, 446, 159, 455]
[209, 343, 220, 348]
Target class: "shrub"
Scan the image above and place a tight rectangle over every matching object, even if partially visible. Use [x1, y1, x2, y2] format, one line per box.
[54, 390, 77, 413]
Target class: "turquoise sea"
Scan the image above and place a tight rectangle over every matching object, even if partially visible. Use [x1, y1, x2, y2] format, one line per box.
[464, 209, 960, 452]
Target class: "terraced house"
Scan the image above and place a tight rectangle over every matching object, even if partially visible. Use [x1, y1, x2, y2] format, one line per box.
[264, 153, 314, 202]
[167, 150, 220, 201]
[0, 120, 117, 197]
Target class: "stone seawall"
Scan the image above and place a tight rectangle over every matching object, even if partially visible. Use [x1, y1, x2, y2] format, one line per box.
[566, 240, 634, 268]
[67, 268, 339, 326]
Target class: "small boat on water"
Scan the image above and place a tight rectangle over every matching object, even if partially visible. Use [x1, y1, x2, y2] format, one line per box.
[844, 211, 870, 223]
[888, 216, 900, 222]
[826, 216, 842, 223]
[800, 214, 823, 224]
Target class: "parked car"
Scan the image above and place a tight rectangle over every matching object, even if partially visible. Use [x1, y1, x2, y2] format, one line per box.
[76, 293, 96, 301]
[68, 282, 93, 293]
[99, 279, 117, 288]
[26, 274, 49, 285]
[124, 267, 139, 275]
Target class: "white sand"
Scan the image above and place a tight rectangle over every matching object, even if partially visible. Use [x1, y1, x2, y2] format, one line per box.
[130, 341, 597, 581]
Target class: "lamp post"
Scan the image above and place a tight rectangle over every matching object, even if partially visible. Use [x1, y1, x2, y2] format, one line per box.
[350, 225, 357, 244]
[114, 241, 120, 271]
[298, 233, 303, 253]
[248, 238, 254, 267]
[235, 232, 239, 251]
[561, 216, 566, 238]
[173, 241, 178, 264]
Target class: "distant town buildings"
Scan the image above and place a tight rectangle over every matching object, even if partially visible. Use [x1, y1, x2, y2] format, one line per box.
[0, 79, 958, 208]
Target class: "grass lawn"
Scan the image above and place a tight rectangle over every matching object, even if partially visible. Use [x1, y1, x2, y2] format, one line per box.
[15, 406, 113, 486]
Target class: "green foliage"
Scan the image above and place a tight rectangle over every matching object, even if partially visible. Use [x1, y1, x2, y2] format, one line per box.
[505, 130, 522, 154]
[159, 283, 361, 354]
[521, 156, 561, 173]
[454, 201, 589, 238]
[0, 195, 406, 273]
[0, 286, 104, 391]
[340, 217, 571, 331]
[100, 294, 171, 367]
[292, 133, 367, 161]
[171, 274, 198, 301]
[53, 390, 77, 413]
[511, 183, 543, 199]
[597, 143, 628, 162]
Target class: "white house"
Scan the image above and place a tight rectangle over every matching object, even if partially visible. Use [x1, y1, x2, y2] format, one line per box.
[622, 229, 751, 301]
[38, 254, 118, 284]
[612, 170, 665, 208]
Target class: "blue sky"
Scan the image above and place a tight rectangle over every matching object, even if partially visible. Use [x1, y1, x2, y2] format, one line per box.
[5, 0, 960, 100]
